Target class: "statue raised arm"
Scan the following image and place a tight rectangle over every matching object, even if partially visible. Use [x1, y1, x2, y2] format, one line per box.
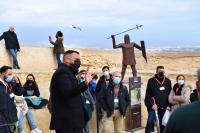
[111, 34, 147, 80]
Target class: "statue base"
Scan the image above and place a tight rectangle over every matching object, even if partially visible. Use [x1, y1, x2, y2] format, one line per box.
[125, 76, 142, 131]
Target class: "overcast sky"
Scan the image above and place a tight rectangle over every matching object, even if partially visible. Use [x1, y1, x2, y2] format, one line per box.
[0, 0, 200, 49]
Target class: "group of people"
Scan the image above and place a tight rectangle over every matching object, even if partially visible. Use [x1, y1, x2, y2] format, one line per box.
[48, 50, 200, 133]
[0, 66, 48, 133]
[0, 25, 131, 133]
[49, 50, 130, 133]
[145, 66, 199, 133]
[1, 25, 200, 133]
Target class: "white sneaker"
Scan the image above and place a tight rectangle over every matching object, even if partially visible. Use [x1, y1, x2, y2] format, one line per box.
[31, 128, 42, 133]
[20, 130, 25, 133]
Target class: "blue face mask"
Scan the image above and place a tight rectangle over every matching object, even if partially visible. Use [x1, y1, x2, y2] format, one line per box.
[113, 77, 121, 85]
[178, 80, 185, 86]
[91, 81, 97, 89]
[80, 79, 85, 83]
[5, 75, 13, 83]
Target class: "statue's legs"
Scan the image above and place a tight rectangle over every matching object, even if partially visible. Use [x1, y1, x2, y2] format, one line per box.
[131, 65, 137, 77]
[121, 64, 127, 80]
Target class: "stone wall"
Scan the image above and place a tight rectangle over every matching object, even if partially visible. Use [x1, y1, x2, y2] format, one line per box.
[0, 45, 57, 72]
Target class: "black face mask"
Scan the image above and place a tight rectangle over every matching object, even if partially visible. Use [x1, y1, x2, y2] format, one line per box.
[70, 59, 81, 75]
[158, 72, 164, 77]
[27, 80, 34, 84]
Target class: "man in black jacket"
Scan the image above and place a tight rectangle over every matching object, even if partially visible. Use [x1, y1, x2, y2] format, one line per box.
[49, 50, 92, 133]
[0, 66, 22, 133]
[95, 66, 112, 132]
[95, 66, 112, 95]
[0, 26, 20, 69]
[98, 71, 130, 133]
[144, 66, 172, 133]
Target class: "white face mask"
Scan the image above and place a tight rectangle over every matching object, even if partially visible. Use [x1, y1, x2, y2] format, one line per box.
[178, 80, 185, 86]
[103, 71, 109, 77]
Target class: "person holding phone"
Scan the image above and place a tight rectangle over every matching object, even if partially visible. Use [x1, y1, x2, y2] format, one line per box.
[49, 31, 65, 67]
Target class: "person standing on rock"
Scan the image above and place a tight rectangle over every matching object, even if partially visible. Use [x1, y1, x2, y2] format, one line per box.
[49, 50, 92, 133]
[49, 31, 65, 67]
[0, 26, 21, 69]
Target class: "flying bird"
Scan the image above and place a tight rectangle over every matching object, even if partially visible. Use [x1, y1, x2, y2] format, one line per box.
[70, 25, 82, 31]
[136, 24, 143, 29]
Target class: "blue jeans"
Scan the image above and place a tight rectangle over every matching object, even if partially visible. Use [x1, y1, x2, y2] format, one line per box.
[55, 53, 61, 66]
[84, 121, 89, 133]
[145, 103, 156, 133]
[18, 109, 37, 132]
[8, 49, 19, 67]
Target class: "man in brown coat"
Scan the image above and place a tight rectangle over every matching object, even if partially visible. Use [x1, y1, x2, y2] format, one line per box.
[111, 34, 145, 80]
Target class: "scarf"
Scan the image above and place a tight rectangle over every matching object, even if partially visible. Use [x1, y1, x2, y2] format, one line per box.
[173, 83, 183, 96]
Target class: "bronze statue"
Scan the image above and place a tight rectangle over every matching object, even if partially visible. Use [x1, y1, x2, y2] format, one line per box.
[111, 34, 147, 80]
